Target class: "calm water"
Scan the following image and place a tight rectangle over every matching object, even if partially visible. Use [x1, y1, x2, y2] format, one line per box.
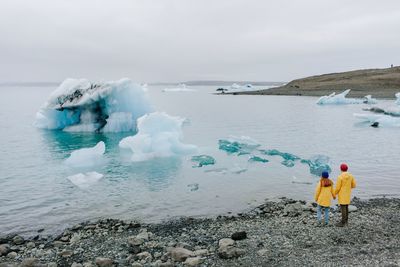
[0, 85, 399, 235]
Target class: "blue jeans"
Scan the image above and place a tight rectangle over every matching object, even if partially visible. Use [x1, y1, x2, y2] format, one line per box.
[317, 205, 330, 224]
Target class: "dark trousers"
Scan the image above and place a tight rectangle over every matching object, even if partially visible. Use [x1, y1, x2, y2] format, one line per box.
[340, 204, 349, 224]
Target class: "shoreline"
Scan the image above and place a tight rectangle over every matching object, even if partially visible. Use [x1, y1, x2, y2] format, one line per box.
[1, 197, 399, 266]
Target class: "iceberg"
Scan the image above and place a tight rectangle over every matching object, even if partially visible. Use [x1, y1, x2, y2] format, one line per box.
[67, 172, 104, 189]
[35, 78, 152, 132]
[316, 89, 377, 105]
[260, 149, 300, 167]
[162, 84, 196, 92]
[119, 112, 198, 162]
[396, 92, 400, 105]
[300, 155, 331, 176]
[191, 155, 216, 167]
[218, 136, 260, 155]
[65, 141, 106, 168]
[248, 155, 269, 163]
[354, 113, 400, 127]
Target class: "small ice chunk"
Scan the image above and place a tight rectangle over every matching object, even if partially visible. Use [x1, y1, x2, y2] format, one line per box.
[260, 149, 300, 167]
[248, 155, 269, 163]
[300, 155, 331, 176]
[65, 141, 105, 168]
[119, 112, 198, 162]
[191, 155, 216, 167]
[395, 92, 400, 105]
[162, 84, 196, 92]
[187, 183, 199, 191]
[67, 172, 103, 189]
[218, 136, 260, 155]
[316, 89, 375, 105]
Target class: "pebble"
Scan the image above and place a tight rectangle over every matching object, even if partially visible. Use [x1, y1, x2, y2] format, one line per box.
[184, 256, 203, 266]
[0, 244, 10, 256]
[218, 238, 234, 248]
[59, 249, 73, 258]
[12, 235, 24, 245]
[26, 242, 35, 249]
[7, 251, 18, 259]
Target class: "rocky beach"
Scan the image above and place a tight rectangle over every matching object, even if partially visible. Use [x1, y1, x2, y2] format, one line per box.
[231, 67, 400, 98]
[1, 197, 399, 267]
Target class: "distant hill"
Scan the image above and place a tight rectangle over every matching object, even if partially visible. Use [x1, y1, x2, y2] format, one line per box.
[234, 67, 400, 98]
[0, 82, 59, 87]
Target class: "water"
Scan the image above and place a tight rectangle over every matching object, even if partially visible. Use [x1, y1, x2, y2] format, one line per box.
[1, 85, 399, 235]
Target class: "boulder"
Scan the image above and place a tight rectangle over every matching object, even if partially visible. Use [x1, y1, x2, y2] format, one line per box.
[168, 247, 194, 262]
[231, 231, 247, 241]
[95, 258, 114, 267]
[218, 238, 234, 249]
[12, 235, 24, 245]
[218, 246, 245, 259]
[184, 257, 203, 266]
[0, 244, 10, 256]
[349, 205, 358, 212]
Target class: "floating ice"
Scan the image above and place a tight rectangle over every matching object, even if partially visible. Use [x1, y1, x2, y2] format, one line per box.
[300, 155, 331, 176]
[260, 149, 300, 167]
[316, 89, 377, 105]
[191, 155, 216, 167]
[35, 78, 152, 132]
[65, 141, 106, 168]
[67, 172, 104, 189]
[218, 136, 260, 155]
[162, 84, 196, 92]
[119, 112, 198, 162]
[354, 113, 400, 127]
[396, 92, 400, 105]
[248, 155, 269, 163]
[187, 183, 199, 192]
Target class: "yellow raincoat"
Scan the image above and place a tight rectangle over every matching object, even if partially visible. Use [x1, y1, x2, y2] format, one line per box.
[335, 172, 356, 205]
[314, 179, 335, 207]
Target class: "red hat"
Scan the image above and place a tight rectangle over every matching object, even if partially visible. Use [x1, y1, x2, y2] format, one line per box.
[340, 163, 348, 172]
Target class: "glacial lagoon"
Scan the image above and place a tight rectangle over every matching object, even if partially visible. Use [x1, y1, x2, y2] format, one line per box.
[0, 83, 399, 235]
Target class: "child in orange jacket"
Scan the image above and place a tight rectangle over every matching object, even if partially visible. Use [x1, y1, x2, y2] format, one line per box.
[314, 171, 336, 225]
[335, 163, 356, 226]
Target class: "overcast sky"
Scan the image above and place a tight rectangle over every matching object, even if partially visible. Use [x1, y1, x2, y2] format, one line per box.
[1, 0, 400, 83]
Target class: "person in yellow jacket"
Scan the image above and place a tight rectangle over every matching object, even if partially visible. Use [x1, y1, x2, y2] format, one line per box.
[314, 171, 336, 225]
[335, 163, 356, 226]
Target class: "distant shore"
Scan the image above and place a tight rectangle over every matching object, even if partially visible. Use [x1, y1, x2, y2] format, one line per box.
[1, 197, 399, 266]
[228, 67, 400, 99]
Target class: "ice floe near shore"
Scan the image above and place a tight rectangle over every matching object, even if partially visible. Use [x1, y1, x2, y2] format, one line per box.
[35, 78, 152, 132]
[316, 89, 377, 105]
[119, 112, 198, 161]
[65, 141, 106, 168]
[67, 172, 104, 189]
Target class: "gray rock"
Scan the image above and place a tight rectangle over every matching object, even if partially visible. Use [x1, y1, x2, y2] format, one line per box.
[7, 251, 17, 259]
[131, 263, 142, 267]
[135, 251, 152, 261]
[257, 249, 268, 257]
[47, 263, 58, 267]
[218, 246, 245, 259]
[128, 236, 144, 246]
[283, 203, 303, 217]
[0, 244, 10, 256]
[193, 249, 208, 257]
[218, 238, 234, 249]
[26, 242, 36, 249]
[168, 247, 194, 262]
[184, 257, 203, 266]
[20, 258, 43, 267]
[95, 257, 114, 267]
[0, 263, 17, 267]
[349, 205, 358, 212]
[71, 263, 83, 267]
[59, 249, 73, 258]
[231, 231, 247, 240]
[12, 235, 24, 245]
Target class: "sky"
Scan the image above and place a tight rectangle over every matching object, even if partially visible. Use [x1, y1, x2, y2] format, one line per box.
[1, 0, 400, 83]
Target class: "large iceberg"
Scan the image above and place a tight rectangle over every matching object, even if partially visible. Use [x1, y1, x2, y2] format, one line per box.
[119, 112, 198, 161]
[65, 141, 106, 168]
[316, 89, 377, 105]
[35, 78, 152, 132]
